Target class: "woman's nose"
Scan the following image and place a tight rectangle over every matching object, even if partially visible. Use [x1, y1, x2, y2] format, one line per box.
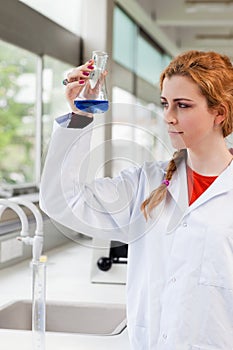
[164, 109, 177, 124]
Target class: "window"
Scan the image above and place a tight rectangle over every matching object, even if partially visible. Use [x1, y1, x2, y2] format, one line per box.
[136, 33, 164, 85]
[113, 7, 137, 71]
[0, 2, 81, 196]
[113, 6, 171, 86]
[0, 40, 37, 187]
[162, 54, 172, 71]
[42, 56, 73, 156]
[111, 87, 171, 177]
[0, 42, 76, 193]
[112, 7, 173, 176]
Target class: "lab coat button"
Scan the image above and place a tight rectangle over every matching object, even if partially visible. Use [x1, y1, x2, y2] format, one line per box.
[182, 222, 187, 227]
[171, 277, 176, 283]
[162, 333, 167, 340]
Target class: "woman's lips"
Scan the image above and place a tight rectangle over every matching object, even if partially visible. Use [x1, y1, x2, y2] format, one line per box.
[168, 131, 183, 134]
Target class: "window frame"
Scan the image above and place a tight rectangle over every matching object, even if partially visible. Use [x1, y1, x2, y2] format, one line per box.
[0, 2, 82, 195]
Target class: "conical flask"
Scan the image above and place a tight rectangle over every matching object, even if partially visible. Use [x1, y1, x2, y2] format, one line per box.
[74, 50, 109, 114]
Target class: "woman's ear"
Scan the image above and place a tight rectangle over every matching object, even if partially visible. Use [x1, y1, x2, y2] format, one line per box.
[214, 104, 226, 126]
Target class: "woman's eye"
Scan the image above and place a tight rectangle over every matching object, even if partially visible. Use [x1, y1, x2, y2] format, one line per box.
[160, 101, 191, 109]
[178, 103, 190, 108]
[161, 101, 168, 108]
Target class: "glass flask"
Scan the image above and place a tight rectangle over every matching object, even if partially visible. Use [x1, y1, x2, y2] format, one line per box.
[74, 50, 109, 114]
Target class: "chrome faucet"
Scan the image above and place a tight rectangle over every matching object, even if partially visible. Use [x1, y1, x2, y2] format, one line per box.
[0, 198, 44, 262]
[0, 198, 45, 349]
[0, 198, 29, 236]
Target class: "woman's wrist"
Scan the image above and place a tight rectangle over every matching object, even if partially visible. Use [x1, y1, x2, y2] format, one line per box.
[71, 109, 94, 118]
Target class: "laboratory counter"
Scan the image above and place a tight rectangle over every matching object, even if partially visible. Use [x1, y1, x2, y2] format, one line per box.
[0, 239, 130, 349]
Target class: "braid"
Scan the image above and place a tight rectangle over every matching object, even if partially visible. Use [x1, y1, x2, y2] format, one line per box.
[141, 149, 187, 220]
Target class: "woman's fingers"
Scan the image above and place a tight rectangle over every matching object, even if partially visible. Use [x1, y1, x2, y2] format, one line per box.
[65, 81, 86, 113]
[64, 59, 94, 112]
[66, 59, 95, 84]
[65, 80, 86, 101]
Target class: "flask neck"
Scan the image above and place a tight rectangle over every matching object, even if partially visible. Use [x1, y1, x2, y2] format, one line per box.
[93, 51, 108, 72]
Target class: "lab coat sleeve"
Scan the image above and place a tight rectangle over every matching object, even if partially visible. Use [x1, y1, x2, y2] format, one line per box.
[39, 117, 151, 243]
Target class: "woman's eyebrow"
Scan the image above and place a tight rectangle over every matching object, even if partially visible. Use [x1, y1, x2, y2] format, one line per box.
[160, 96, 194, 102]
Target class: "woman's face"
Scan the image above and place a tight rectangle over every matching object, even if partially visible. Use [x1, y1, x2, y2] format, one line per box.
[160, 75, 223, 150]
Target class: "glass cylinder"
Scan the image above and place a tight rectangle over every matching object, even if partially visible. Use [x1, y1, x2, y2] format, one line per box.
[32, 257, 46, 350]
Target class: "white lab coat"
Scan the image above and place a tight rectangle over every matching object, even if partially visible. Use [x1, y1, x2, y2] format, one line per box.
[40, 116, 233, 350]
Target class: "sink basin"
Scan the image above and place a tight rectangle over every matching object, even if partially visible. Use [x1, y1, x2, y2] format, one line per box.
[0, 300, 127, 335]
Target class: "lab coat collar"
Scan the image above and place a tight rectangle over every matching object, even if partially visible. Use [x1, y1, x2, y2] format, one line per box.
[167, 157, 189, 213]
[166, 160, 233, 234]
[167, 157, 233, 214]
[165, 158, 189, 233]
[187, 159, 233, 213]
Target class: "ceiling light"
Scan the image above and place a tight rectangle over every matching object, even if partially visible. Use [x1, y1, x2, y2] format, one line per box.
[185, 0, 233, 12]
[196, 33, 233, 39]
[186, 0, 233, 3]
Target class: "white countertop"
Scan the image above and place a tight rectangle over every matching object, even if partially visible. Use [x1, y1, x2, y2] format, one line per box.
[0, 239, 131, 349]
[1, 329, 130, 350]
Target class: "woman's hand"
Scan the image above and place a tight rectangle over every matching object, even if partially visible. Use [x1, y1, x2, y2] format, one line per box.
[64, 59, 95, 117]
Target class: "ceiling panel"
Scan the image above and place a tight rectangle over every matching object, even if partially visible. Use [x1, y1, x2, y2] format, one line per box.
[135, 0, 233, 59]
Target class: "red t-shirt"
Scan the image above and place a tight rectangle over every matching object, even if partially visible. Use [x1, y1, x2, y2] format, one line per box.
[187, 165, 218, 205]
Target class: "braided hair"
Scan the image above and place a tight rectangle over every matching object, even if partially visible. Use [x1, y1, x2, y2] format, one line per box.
[141, 149, 186, 220]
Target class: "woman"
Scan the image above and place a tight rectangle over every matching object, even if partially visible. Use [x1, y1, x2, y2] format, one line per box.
[40, 50, 233, 349]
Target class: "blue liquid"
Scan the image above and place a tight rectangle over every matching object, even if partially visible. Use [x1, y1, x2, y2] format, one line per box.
[74, 100, 109, 114]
